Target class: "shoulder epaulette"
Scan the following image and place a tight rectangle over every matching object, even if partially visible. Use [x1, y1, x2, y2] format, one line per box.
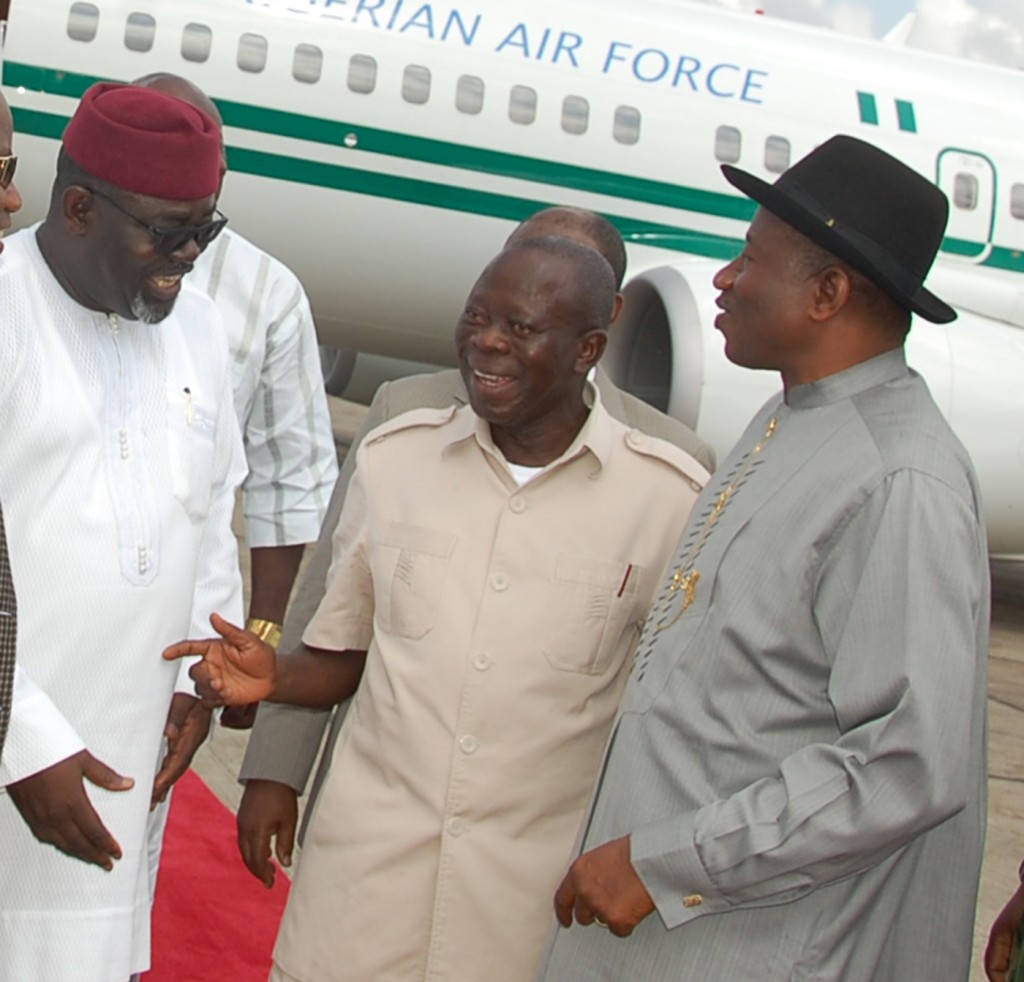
[622, 428, 710, 494]
[364, 405, 461, 446]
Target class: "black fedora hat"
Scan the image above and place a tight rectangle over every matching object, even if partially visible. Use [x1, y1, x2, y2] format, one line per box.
[722, 135, 956, 324]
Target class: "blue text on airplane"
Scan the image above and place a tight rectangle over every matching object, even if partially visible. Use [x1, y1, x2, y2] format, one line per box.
[247, 0, 770, 102]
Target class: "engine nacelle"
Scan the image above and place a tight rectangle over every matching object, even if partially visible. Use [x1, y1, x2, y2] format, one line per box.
[604, 259, 1024, 559]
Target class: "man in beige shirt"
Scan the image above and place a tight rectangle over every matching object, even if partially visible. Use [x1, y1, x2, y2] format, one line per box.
[235, 207, 715, 884]
[168, 236, 707, 980]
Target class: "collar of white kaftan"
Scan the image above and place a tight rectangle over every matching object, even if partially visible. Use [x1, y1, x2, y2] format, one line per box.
[785, 347, 909, 410]
[440, 380, 615, 478]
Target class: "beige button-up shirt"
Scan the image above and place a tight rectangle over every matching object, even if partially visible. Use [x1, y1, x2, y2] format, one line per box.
[274, 392, 707, 982]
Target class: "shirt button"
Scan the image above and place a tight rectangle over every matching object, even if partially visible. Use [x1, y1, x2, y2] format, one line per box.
[472, 653, 492, 671]
[458, 735, 478, 755]
[683, 894, 703, 908]
[491, 573, 509, 592]
[626, 430, 643, 448]
[509, 496, 527, 513]
[447, 817, 466, 837]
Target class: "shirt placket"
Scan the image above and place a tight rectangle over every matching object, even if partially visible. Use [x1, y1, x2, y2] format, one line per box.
[102, 314, 157, 585]
[425, 481, 531, 979]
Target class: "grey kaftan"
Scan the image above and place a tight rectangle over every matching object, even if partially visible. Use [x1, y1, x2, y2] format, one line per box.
[539, 350, 989, 981]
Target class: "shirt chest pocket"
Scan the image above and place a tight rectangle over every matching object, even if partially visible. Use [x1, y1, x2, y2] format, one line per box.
[166, 386, 218, 523]
[373, 523, 458, 640]
[543, 555, 645, 676]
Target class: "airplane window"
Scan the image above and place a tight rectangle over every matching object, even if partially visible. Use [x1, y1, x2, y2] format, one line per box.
[562, 96, 589, 136]
[293, 43, 323, 84]
[1011, 184, 1024, 220]
[953, 173, 979, 211]
[509, 85, 537, 125]
[348, 55, 377, 94]
[68, 2, 99, 42]
[402, 65, 431, 105]
[181, 22, 212, 63]
[714, 126, 741, 164]
[124, 12, 156, 53]
[765, 136, 790, 173]
[613, 106, 641, 145]
[456, 75, 485, 115]
[238, 33, 268, 74]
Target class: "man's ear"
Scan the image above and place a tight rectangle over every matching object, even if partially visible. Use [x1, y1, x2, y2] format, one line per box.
[809, 265, 853, 323]
[576, 329, 608, 374]
[62, 185, 96, 236]
[609, 293, 624, 325]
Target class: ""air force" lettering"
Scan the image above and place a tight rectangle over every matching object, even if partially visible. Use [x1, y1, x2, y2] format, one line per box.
[602, 41, 767, 102]
[244, 0, 771, 103]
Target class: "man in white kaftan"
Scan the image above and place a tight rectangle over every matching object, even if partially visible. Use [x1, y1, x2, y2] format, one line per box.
[0, 83, 243, 982]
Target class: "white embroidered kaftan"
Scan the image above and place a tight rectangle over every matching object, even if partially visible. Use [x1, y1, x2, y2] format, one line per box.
[0, 227, 244, 982]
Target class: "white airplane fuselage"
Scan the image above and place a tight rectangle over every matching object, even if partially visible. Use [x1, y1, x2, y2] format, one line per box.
[4, 0, 1024, 557]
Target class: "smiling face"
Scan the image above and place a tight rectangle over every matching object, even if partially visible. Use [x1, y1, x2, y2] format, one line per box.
[73, 184, 217, 323]
[455, 242, 609, 464]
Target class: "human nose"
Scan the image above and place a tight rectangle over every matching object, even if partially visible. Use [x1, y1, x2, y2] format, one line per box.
[168, 235, 202, 265]
[1, 181, 22, 221]
[472, 320, 511, 352]
[713, 256, 738, 290]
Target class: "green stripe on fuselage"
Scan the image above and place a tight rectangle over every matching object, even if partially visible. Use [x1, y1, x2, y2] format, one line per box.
[942, 236, 988, 259]
[10, 103, 744, 259]
[4, 61, 753, 221]
[6, 61, 1024, 274]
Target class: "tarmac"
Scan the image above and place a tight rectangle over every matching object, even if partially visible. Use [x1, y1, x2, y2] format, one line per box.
[192, 396, 1024, 981]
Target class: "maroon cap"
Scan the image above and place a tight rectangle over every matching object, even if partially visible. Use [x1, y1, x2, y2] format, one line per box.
[63, 82, 221, 201]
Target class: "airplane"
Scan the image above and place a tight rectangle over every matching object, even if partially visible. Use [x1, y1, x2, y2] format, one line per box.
[3, 0, 1024, 558]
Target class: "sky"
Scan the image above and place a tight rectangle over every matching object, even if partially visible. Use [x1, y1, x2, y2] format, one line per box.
[692, 0, 1024, 66]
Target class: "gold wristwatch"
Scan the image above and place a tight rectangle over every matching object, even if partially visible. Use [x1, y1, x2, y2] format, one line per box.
[246, 617, 282, 650]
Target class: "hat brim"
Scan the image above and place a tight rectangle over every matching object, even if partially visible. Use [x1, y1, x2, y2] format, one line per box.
[722, 164, 957, 325]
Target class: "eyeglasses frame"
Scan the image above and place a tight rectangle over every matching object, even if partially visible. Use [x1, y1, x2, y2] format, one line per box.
[0, 155, 18, 190]
[86, 185, 228, 255]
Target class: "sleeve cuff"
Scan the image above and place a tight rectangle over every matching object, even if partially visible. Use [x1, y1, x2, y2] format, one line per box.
[301, 616, 373, 654]
[244, 512, 325, 548]
[630, 812, 722, 929]
[174, 655, 201, 697]
[0, 666, 86, 786]
[238, 700, 336, 791]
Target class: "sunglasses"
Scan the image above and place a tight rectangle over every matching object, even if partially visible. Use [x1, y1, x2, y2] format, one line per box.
[0, 155, 17, 189]
[88, 186, 228, 255]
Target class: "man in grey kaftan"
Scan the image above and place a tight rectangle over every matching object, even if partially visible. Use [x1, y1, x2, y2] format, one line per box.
[542, 136, 988, 981]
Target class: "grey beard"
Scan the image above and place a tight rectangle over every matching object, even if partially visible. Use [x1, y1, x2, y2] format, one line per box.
[130, 290, 172, 324]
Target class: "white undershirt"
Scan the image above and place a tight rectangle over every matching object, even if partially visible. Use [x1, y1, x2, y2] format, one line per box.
[506, 462, 545, 487]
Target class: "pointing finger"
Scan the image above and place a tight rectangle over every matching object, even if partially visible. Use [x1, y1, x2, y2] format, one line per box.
[162, 639, 214, 661]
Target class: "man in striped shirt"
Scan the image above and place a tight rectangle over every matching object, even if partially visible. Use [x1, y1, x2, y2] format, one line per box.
[135, 74, 338, 737]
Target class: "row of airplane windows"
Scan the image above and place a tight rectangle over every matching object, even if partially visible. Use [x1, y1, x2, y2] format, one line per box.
[67, 4, 645, 143]
[63, 6, 799, 167]
[65, 4, 1024, 222]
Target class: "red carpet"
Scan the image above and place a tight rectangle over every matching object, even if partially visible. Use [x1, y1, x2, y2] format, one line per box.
[143, 769, 291, 982]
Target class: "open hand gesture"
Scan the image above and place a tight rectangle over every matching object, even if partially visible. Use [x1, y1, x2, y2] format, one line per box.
[162, 612, 276, 708]
[8, 749, 133, 869]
